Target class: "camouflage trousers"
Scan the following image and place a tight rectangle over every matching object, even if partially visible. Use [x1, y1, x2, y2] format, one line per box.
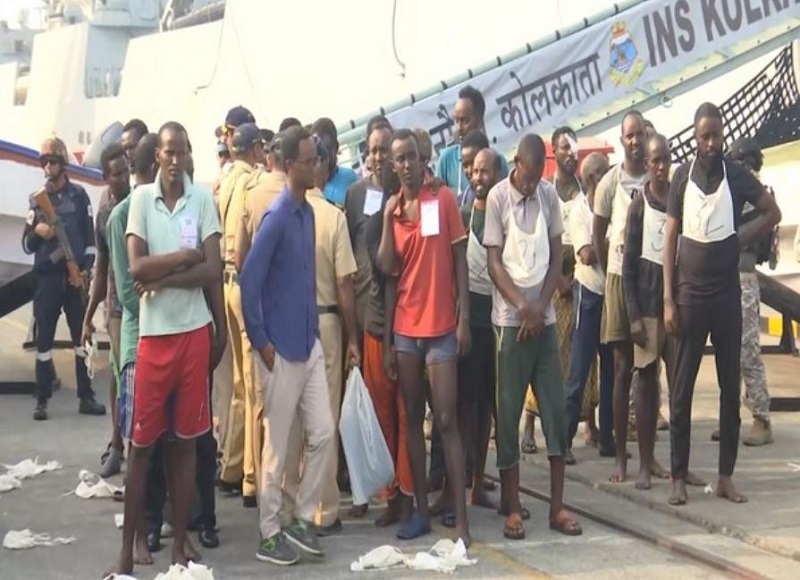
[740, 272, 771, 422]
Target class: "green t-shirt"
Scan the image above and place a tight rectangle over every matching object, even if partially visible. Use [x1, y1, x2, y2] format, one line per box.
[107, 194, 138, 369]
[125, 173, 220, 337]
[461, 204, 493, 330]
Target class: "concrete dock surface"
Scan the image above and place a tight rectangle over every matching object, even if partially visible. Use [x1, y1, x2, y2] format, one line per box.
[1, 305, 799, 579]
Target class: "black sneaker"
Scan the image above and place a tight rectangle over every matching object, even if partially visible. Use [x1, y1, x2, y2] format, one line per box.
[256, 533, 299, 566]
[284, 519, 324, 556]
[33, 401, 48, 421]
[79, 397, 106, 416]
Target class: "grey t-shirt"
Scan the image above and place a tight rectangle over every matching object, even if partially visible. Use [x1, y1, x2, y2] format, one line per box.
[483, 174, 563, 327]
[594, 165, 648, 276]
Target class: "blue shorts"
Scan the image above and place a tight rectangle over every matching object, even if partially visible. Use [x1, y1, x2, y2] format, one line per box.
[118, 363, 136, 441]
[393, 332, 457, 365]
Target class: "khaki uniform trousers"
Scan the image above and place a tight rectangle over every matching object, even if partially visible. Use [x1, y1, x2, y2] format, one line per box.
[258, 340, 334, 538]
[219, 276, 253, 490]
[282, 313, 343, 527]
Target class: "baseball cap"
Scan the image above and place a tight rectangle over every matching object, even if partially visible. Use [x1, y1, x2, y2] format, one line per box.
[231, 123, 262, 154]
[223, 106, 256, 131]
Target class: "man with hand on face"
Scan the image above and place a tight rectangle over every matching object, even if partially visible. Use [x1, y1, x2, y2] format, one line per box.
[23, 136, 105, 421]
[82, 143, 131, 477]
[662, 103, 781, 506]
[377, 129, 471, 547]
[593, 110, 648, 483]
[240, 126, 335, 567]
[107, 122, 226, 576]
[484, 134, 581, 541]
[622, 134, 672, 491]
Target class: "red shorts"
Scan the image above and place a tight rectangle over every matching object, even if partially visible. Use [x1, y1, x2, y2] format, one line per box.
[132, 325, 211, 447]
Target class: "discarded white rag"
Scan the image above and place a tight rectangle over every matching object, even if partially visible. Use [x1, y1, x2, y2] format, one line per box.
[0, 474, 22, 493]
[3, 529, 75, 550]
[72, 469, 123, 499]
[350, 538, 477, 572]
[3, 457, 62, 480]
[103, 562, 214, 580]
[114, 513, 124, 528]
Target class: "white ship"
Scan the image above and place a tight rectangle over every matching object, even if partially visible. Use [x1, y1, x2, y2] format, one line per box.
[1, 0, 799, 312]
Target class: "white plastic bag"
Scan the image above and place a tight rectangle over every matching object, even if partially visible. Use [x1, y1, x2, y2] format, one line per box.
[3, 529, 75, 550]
[338, 367, 394, 505]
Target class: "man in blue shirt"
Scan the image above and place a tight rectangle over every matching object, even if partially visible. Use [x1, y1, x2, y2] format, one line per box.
[240, 125, 335, 567]
[311, 117, 357, 207]
[435, 85, 508, 205]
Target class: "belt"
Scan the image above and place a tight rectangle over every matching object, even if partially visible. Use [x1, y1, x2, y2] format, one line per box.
[224, 269, 238, 284]
[318, 304, 339, 315]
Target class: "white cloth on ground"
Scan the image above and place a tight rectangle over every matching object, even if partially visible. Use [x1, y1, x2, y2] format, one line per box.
[3, 529, 75, 549]
[0, 474, 22, 493]
[351, 538, 477, 572]
[105, 563, 215, 580]
[70, 469, 123, 499]
[3, 457, 62, 480]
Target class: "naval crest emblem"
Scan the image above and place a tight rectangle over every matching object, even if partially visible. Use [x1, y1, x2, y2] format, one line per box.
[609, 21, 644, 87]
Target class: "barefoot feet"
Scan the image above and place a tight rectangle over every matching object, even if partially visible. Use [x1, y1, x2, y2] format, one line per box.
[668, 479, 688, 505]
[716, 476, 747, 503]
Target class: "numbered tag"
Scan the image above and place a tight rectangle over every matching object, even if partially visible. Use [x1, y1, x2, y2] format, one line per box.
[363, 188, 382, 216]
[180, 215, 198, 249]
[420, 199, 440, 237]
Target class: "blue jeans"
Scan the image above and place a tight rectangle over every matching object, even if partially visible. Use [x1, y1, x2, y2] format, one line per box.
[564, 283, 614, 449]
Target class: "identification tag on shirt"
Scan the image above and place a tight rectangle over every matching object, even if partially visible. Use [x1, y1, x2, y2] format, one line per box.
[179, 215, 198, 249]
[363, 188, 382, 216]
[420, 200, 440, 237]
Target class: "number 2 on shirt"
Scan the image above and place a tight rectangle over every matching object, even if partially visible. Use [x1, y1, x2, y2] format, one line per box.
[180, 215, 198, 249]
[420, 199, 440, 237]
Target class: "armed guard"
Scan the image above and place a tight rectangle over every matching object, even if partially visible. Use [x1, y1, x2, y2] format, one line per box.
[22, 136, 106, 421]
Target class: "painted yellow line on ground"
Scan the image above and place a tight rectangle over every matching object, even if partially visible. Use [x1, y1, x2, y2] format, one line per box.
[429, 523, 550, 579]
[469, 541, 551, 579]
[0, 316, 29, 333]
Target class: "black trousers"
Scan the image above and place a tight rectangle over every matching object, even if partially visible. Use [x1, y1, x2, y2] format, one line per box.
[33, 273, 93, 401]
[145, 369, 217, 532]
[668, 290, 742, 479]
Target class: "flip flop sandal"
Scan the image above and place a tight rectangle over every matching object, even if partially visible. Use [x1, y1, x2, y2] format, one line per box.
[441, 510, 456, 528]
[521, 440, 538, 454]
[498, 506, 530, 521]
[396, 512, 431, 541]
[112, 489, 125, 502]
[549, 514, 582, 536]
[503, 513, 526, 540]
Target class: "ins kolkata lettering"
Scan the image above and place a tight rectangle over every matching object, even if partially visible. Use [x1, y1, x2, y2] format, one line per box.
[495, 54, 602, 132]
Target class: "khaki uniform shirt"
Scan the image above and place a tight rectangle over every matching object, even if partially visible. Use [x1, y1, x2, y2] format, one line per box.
[307, 188, 357, 308]
[218, 160, 254, 266]
[235, 170, 286, 270]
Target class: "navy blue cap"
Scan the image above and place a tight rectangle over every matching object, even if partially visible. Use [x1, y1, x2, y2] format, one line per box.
[231, 123, 262, 154]
[224, 105, 256, 130]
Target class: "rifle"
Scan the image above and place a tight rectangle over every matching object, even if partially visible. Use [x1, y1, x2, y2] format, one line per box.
[32, 188, 87, 297]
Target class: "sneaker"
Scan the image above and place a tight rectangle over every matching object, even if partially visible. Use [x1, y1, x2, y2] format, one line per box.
[33, 400, 48, 421]
[99, 447, 122, 478]
[256, 533, 299, 566]
[79, 397, 106, 416]
[284, 519, 324, 556]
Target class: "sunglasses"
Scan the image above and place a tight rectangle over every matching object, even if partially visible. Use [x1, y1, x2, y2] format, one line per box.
[39, 154, 64, 167]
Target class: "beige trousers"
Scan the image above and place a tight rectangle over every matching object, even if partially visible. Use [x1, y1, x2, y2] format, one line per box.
[258, 340, 334, 539]
[283, 314, 343, 527]
[219, 279, 248, 485]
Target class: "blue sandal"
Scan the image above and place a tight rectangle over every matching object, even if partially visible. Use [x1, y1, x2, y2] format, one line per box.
[441, 509, 456, 528]
[396, 512, 431, 540]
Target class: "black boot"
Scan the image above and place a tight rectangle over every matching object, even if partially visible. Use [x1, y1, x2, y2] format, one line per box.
[79, 396, 106, 416]
[33, 399, 48, 421]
